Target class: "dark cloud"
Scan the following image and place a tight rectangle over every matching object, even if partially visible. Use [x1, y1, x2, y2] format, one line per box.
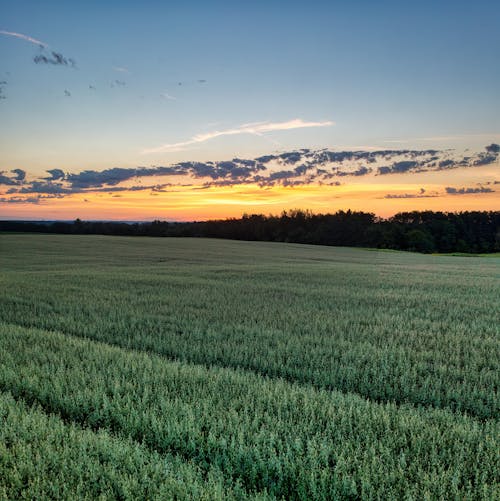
[46, 169, 65, 181]
[66, 165, 187, 188]
[473, 154, 498, 166]
[445, 186, 494, 195]
[0, 169, 26, 186]
[485, 143, 500, 154]
[11, 169, 26, 181]
[0, 194, 63, 204]
[279, 151, 303, 164]
[15, 181, 72, 194]
[391, 161, 417, 173]
[377, 166, 391, 175]
[33, 51, 76, 67]
[377, 161, 422, 175]
[336, 166, 372, 177]
[67, 168, 139, 188]
[294, 164, 313, 176]
[151, 183, 173, 192]
[0, 80, 6, 100]
[268, 170, 297, 181]
[8, 146, 498, 198]
[0, 196, 40, 204]
[384, 192, 438, 199]
[175, 160, 264, 181]
[255, 154, 278, 163]
[0, 171, 18, 186]
[438, 159, 455, 169]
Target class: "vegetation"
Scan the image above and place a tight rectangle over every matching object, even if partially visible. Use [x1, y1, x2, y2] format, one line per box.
[1, 209, 499, 253]
[0, 392, 241, 500]
[0, 234, 498, 499]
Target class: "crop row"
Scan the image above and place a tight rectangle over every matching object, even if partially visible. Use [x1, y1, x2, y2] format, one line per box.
[0, 323, 498, 500]
[0, 391, 260, 500]
[1, 236, 498, 418]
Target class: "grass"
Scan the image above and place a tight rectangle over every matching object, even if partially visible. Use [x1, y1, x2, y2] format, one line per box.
[0, 234, 498, 499]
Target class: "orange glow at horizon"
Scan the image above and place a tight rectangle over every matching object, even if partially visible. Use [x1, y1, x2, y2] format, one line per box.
[1, 182, 498, 221]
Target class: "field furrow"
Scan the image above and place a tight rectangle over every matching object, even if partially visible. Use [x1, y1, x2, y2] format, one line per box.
[1, 235, 498, 419]
[0, 322, 498, 500]
[0, 390, 261, 500]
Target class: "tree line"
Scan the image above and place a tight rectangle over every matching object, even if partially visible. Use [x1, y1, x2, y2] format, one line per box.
[1, 210, 499, 253]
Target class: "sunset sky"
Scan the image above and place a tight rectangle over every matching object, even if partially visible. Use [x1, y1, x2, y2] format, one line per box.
[1, 0, 499, 220]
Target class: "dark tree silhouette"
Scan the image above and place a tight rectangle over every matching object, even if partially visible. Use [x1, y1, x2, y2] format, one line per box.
[1, 210, 499, 254]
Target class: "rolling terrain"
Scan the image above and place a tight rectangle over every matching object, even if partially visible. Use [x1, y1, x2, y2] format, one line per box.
[0, 235, 498, 499]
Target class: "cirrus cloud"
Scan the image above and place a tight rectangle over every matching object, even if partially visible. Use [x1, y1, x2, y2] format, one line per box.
[142, 119, 335, 154]
[0, 30, 47, 47]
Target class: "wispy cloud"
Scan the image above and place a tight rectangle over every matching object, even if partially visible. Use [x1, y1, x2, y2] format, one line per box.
[0, 31, 77, 68]
[0, 30, 47, 47]
[112, 66, 129, 73]
[143, 119, 335, 154]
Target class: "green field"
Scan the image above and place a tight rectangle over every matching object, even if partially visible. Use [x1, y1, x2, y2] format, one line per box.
[0, 234, 498, 499]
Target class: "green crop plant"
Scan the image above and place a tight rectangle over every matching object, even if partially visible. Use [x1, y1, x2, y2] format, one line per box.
[0, 234, 498, 499]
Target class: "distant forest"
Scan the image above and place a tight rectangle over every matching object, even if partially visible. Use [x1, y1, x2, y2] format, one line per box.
[1, 210, 499, 253]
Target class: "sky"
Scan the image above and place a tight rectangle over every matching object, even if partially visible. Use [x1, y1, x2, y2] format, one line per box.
[0, 0, 499, 220]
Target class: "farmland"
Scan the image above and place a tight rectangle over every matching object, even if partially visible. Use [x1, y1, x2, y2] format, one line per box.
[0, 234, 499, 499]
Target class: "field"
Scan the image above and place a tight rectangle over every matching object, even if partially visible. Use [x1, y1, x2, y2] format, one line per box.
[0, 234, 498, 499]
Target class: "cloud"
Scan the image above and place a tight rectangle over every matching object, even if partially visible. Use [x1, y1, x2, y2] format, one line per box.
[176, 78, 208, 86]
[485, 143, 500, 154]
[0, 31, 77, 69]
[7, 145, 499, 199]
[0, 194, 63, 204]
[279, 151, 303, 164]
[438, 159, 455, 169]
[336, 166, 372, 177]
[0, 80, 6, 100]
[66, 166, 184, 188]
[0, 30, 47, 47]
[473, 154, 498, 166]
[45, 169, 65, 181]
[378, 160, 419, 175]
[0, 196, 40, 204]
[34, 50, 76, 67]
[67, 168, 140, 188]
[0, 172, 19, 185]
[445, 186, 494, 195]
[112, 66, 129, 73]
[10, 169, 26, 181]
[15, 181, 71, 194]
[384, 189, 439, 199]
[160, 92, 177, 100]
[142, 119, 335, 154]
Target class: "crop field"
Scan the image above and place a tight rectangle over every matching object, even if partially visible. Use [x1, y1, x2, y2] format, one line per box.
[0, 234, 498, 499]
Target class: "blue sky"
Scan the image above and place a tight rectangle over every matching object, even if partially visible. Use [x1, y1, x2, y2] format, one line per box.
[0, 1, 499, 219]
